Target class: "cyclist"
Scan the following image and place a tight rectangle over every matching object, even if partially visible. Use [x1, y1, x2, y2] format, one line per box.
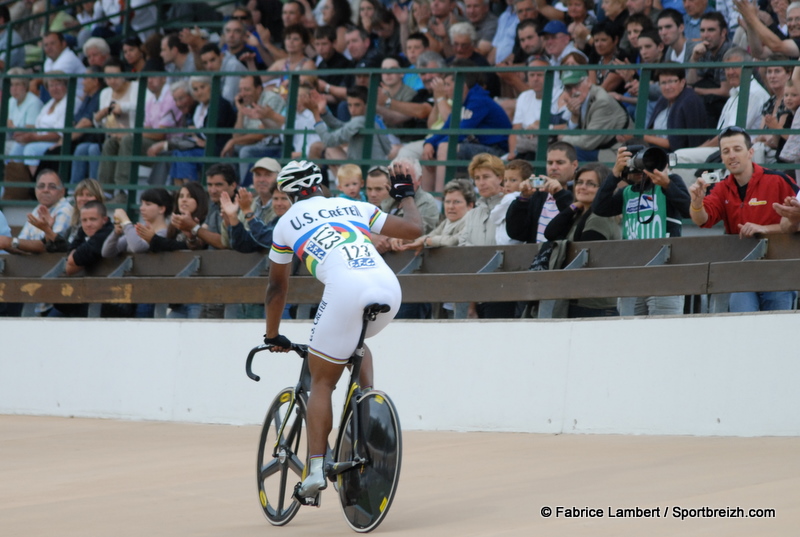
[264, 159, 422, 498]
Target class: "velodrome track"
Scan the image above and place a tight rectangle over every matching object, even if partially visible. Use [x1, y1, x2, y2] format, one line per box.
[2, 415, 797, 536]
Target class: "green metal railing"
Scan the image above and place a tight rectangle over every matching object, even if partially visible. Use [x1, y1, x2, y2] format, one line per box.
[2, 0, 796, 216]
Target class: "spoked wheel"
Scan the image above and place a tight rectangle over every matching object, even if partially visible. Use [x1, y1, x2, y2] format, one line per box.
[334, 390, 402, 533]
[256, 388, 309, 526]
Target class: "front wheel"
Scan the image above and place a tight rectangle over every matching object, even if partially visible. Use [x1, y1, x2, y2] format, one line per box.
[256, 387, 308, 526]
[334, 390, 402, 533]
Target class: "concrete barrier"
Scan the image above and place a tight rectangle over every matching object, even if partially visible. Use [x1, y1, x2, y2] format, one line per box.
[1, 313, 798, 437]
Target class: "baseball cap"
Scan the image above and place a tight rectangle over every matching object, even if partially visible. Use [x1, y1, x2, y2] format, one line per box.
[561, 70, 586, 86]
[252, 157, 281, 173]
[540, 20, 569, 36]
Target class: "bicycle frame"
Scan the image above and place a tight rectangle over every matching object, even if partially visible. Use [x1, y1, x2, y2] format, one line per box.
[247, 303, 400, 531]
[246, 304, 384, 475]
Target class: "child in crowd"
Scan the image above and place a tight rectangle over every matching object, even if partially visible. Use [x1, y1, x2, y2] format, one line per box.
[336, 164, 367, 202]
[765, 79, 800, 165]
[491, 160, 530, 245]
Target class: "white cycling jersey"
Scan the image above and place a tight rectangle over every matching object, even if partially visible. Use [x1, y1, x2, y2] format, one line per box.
[269, 195, 401, 362]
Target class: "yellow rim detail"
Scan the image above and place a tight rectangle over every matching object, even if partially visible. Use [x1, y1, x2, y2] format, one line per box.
[374, 394, 385, 404]
[379, 497, 388, 512]
[260, 490, 267, 507]
[280, 392, 291, 403]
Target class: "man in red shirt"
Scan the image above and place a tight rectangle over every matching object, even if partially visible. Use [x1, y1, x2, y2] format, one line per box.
[689, 126, 799, 311]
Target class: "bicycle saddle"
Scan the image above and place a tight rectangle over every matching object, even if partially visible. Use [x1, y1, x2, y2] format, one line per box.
[363, 303, 391, 321]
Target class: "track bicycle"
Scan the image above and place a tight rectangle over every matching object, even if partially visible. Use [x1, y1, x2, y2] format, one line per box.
[245, 303, 402, 533]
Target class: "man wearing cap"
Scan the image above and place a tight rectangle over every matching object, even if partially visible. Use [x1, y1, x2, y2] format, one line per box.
[540, 20, 587, 86]
[220, 157, 282, 253]
[557, 69, 630, 161]
[101, 58, 181, 195]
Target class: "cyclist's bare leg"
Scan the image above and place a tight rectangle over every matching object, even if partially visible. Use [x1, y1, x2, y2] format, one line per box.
[300, 351, 345, 497]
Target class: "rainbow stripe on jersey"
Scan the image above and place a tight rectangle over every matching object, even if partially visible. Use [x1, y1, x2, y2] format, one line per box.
[272, 220, 373, 277]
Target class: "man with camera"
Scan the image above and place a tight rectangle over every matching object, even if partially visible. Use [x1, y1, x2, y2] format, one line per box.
[505, 141, 576, 244]
[689, 126, 799, 312]
[593, 145, 691, 315]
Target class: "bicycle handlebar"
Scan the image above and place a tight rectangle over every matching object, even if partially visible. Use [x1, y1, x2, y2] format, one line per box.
[245, 342, 309, 382]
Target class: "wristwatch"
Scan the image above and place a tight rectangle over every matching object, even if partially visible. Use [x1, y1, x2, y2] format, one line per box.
[385, 97, 392, 108]
[11, 237, 20, 249]
[244, 212, 255, 220]
[190, 223, 201, 237]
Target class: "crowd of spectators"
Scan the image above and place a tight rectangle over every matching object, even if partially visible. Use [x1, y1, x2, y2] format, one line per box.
[3, 0, 800, 320]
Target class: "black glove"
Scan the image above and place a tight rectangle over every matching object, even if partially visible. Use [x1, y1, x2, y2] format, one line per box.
[389, 172, 415, 200]
[263, 334, 292, 349]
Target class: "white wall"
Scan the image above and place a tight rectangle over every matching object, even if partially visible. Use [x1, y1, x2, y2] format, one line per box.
[1, 313, 799, 437]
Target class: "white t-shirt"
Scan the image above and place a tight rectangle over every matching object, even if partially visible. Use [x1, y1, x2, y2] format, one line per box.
[269, 196, 390, 283]
[43, 48, 86, 99]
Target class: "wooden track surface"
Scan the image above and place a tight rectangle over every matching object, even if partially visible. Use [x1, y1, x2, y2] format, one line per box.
[1, 416, 797, 536]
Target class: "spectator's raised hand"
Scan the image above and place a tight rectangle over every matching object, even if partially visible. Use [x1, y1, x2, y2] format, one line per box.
[644, 168, 671, 189]
[219, 191, 240, 225]
[763, 112, 780, 129]
[135, 222, 155, 243]
[613, 146, 633, 177]
[773, 195, 800, 222]
[113, 208, 130, 226]
[392, 3, 409, 25]
[541, 175, 564, 195]
[689, 178, 709, 207]
[310, 89, 328, 114]
[430, 77, 447, 100]
[733, 0, 759, 23]
[255, 24, 271, 45]
[179, 26, 205, 48]
[237, 187, 254, 214]
[245, 31, 260, 48]
[27, 204, 54, 233]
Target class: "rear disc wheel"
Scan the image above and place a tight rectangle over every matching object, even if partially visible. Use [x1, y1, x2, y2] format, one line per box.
[334, 390, 402, 533]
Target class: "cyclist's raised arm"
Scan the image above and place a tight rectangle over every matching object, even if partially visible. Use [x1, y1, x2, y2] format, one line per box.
[265, 260, 291, 343]
[382, 197, 423, 240]
[380, 162, 424, 240]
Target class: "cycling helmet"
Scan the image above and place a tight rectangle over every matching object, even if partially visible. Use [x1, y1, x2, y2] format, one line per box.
[276, 160, 323, 193]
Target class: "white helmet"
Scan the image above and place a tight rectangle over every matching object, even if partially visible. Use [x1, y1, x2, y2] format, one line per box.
[276, 160, 323, 193]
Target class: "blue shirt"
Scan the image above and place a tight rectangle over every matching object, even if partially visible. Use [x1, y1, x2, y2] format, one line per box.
[684, 6, 714, 43]
[491, 6, 519, 65]
[425, 85, 512, 151]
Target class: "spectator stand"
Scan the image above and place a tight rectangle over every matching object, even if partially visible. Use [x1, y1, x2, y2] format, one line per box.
[2, 234, 799, 318]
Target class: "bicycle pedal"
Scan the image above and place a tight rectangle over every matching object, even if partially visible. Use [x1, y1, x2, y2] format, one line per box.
[293, 482, 323, 507]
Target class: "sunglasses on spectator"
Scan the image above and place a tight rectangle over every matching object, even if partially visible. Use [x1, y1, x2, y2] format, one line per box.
[231, 15, 250, 20]
[720, 126, 747, 137]
[368, 166, 390, 175]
